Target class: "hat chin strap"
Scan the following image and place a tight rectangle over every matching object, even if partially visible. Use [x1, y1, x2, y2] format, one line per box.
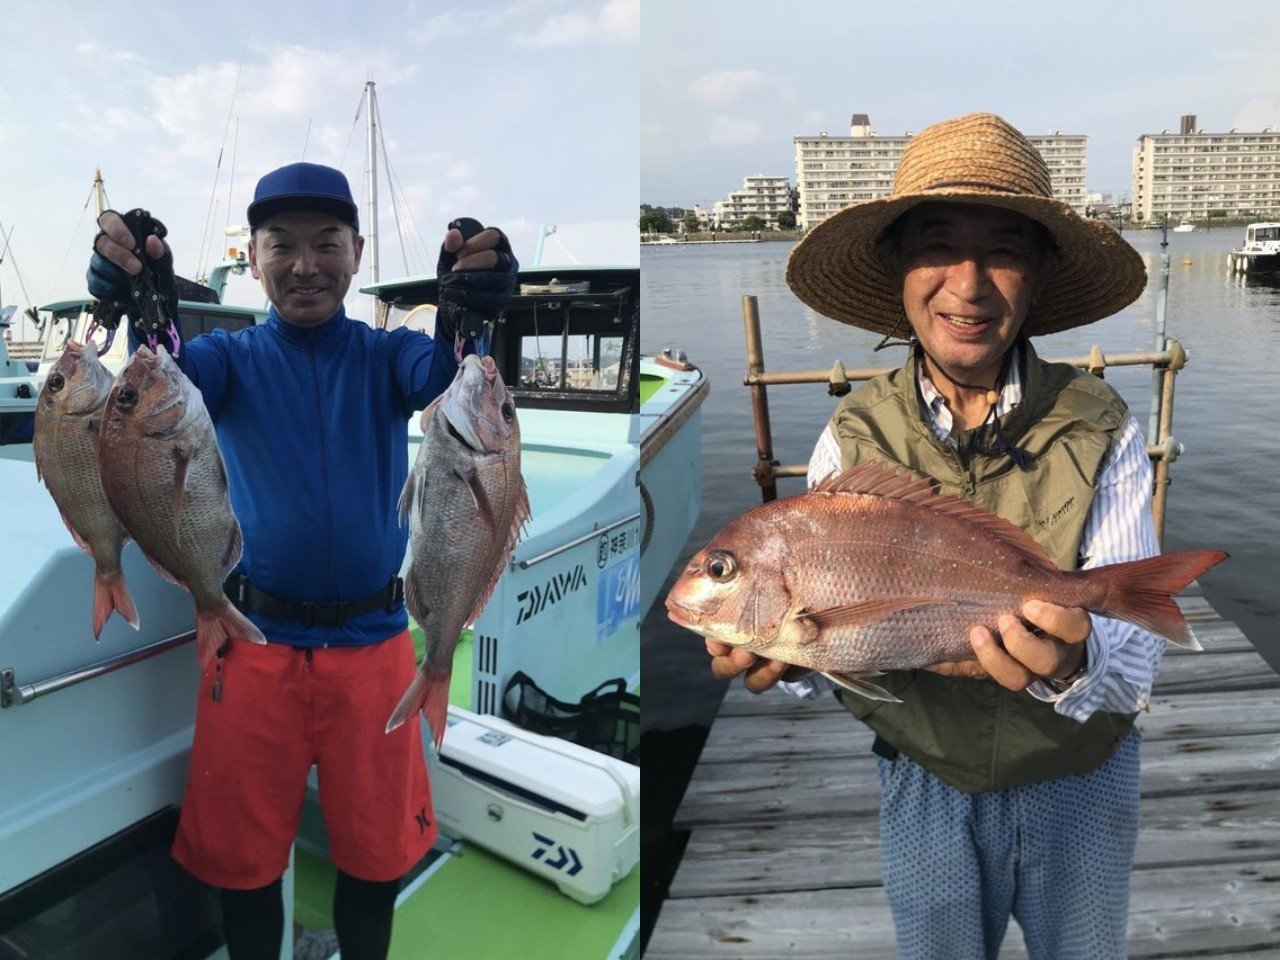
[915, 341, 1037, 470]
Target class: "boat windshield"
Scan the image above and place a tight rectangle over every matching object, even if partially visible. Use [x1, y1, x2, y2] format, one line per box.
[1249, 227, 1280, 242]
[520, 331, 623, 392]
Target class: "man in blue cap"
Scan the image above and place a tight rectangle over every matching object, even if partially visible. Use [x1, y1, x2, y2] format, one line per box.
[88, 161, 517, 960]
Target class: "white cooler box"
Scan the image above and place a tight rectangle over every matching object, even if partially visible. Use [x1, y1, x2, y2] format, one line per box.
[428, 706, 639, 905]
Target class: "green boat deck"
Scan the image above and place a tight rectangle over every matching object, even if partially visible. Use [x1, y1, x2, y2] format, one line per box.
[291, 626, 638, 958]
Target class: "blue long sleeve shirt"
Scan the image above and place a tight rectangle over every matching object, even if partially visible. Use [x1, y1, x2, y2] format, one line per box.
[169, 306, 458, 646]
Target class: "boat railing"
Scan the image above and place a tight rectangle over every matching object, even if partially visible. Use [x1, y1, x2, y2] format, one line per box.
[740, 295, 1188, 544]
[1, 630, 195, 708]
[516, 511, 642, 569]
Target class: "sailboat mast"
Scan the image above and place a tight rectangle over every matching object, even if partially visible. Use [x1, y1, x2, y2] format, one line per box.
[93, 168, 107, 216]
[364, 81, 379, 285]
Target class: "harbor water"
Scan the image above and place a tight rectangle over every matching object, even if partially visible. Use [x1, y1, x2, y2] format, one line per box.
[638, 227, 1280, 943]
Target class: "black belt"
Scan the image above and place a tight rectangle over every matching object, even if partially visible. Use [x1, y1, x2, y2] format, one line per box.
[224, 573, 405, 628]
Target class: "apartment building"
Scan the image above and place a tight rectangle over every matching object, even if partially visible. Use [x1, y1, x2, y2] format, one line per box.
[794, 114, 1088, 229]
[712, 175, 792, 228]
[1132, 114, 1280, 222]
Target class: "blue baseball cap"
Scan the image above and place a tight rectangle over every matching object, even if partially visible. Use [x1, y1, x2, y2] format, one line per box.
[247, 162, 359, 231]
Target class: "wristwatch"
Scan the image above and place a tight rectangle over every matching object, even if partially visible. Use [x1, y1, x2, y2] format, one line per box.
[1045, 658, 1089, 694]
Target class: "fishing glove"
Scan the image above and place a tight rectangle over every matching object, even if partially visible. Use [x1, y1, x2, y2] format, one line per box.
[87, 209, 182, 356]
[435, 217, 518, 356]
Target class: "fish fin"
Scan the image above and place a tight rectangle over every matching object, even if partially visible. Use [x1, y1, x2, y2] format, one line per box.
[1086, 549, 1229, 648]
[820, 670, 902, 703]
[812, 461, 1058, 574]
[195, 600, 267, 669]
[92, 570, 139, 639]
[171, 444, 191, 548]
[386, 667, 451, 750]
[465, 473, 529, 625]
[397, 472, 417, 527]
[797, 597, 948, 630]
[141, 550, 187, 591]
[455, 461, 497, 534]
[59, 513, 94, 555]
[221, 521, 243, 572]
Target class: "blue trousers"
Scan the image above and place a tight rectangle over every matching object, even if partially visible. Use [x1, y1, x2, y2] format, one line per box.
[876, 731, 1140, 960]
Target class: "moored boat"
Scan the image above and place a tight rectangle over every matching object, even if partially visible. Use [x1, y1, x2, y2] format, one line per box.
[1228, 221, 1280, 276]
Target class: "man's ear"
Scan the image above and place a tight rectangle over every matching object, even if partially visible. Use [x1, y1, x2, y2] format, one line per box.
[352, 232, 365, 272]
[247, 240, 260, 280]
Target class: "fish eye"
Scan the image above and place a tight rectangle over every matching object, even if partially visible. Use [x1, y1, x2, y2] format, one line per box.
[501, 401, 515, 423]
[705, 551, 737, 582]
[115, 386, 139, 410]
[48, 373, 65, 392]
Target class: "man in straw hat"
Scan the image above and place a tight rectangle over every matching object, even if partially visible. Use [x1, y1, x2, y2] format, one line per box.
[707, 112, 1155, 959]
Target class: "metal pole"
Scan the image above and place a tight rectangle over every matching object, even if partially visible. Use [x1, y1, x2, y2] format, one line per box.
[1148, 213, 1170, 443]
[743, 296, 779, 502]
[93, 168, 106, 216]
[1150, 341, 1184, 546]
[364, 81, 379, 286]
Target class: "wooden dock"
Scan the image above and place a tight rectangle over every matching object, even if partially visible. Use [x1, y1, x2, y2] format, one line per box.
[647, 586, 1280, 958]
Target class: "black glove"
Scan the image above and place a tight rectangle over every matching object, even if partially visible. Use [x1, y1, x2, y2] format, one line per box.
[87, 209, 180, 354]
[435, 218, 518, 343]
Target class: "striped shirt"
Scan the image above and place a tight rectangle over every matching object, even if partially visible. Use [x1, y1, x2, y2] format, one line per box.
[784, 345, 1164, 722]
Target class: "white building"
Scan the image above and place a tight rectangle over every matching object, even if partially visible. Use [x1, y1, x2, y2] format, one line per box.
[1131, 114, 1280, 223]
[795, 114, 1088, 229]
[712, 175, 793, 229]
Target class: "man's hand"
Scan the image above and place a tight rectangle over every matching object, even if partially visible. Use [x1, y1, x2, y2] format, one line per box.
[87, 210, 181, 353]
[926, 599, 1091, 690]
[706, 639, 810, 694]
[93, 210, 168, 277]
[436, 218, 518, 346]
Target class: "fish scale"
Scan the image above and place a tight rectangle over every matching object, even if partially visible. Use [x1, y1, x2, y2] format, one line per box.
[666, 461, 1228, 700]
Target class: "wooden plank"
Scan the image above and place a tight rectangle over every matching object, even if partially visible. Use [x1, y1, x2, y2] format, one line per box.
[1140, 689, 1280, 741]
[650, 862, 1280, 959]
[668, 788, 1280, 899]
[676, 732, 1280, 828]
[1154, 650, 1280, 692]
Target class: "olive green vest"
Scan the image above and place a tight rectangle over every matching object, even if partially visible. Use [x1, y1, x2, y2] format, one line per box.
[830, 339, 1136, 793]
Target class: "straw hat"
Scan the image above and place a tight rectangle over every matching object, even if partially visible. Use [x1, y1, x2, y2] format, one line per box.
[785, 112, 1147, 337]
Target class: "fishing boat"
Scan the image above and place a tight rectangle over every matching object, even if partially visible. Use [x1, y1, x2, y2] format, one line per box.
[1228, 221, 1280, 276]
[1172, 219, 1195, 233]
[0, 234, 704, 956]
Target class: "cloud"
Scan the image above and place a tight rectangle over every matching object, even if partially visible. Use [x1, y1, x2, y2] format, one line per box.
[690, 70, 762, 104]
[411, 9, 501, 44]
[709, 116, 761, 145]
[517, 0, 638, 47]
[1233, 98, 1280, 131]
[73, 40, 141, 63]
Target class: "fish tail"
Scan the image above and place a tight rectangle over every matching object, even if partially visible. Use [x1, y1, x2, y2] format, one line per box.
[385, 666, 452, 749]
[195, 601, 268, 668]
[92, 570, 139, 640]
[1088, 549, 1229, 648]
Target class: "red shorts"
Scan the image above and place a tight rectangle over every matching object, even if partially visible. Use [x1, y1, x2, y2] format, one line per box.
[172, 631, 437, 890]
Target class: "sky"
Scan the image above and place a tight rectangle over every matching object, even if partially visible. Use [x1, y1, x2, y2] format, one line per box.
[642, 0, 1280, 210]
[0, 0, 637, 334]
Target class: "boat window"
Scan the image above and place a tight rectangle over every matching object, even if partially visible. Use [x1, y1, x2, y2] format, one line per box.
[177, 309, 258, 340]
[384, 303, 439, 336]
[519, 333, 624, 391]
[1254, 227, 1280, 242]
[498, 277, 638, 413]
[38, 312, 78, 362]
